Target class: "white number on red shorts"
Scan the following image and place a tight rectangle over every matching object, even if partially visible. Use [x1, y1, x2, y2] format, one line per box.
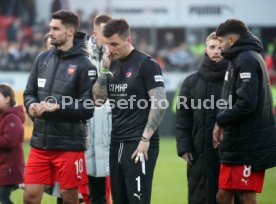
[74, 159, 84, 176]
[243, 165, 252, 178]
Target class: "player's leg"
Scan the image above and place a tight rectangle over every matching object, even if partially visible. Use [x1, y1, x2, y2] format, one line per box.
[56, 197, 63, 204]
[109, 142, 129, 204]
[237, 168, 265, 204]
[216, 188, 235, 204]
[88, 176, 107, 204]
[123, 142, 159, 204]
[60, 188, 79, 204]
[53, 150, 88, 204]
[24, 184, 45, 204]
[216, 163, 236, 204]
[24, 148, 54, 204]
[217, 164, 265, 204]
[239, 190, 256, 204]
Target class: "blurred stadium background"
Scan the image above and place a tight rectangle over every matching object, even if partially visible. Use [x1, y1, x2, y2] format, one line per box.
[1, 0, 276, 138]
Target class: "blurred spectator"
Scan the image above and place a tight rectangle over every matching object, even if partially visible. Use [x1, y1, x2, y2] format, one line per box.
[0, 7, 14, 42]
[264, 53, 274, 71]
[163, 31, 175, 49]
[0, 41, 9, 71]
[76, 9, 90, 32]
[7, 18, 22, 42]
[0, 0, 35, 25]
[167, 43, 194, 71]
[42, 33, 52, 51]
[0, 4, 200, 73]
[8, 42, 21, 62]
[51, 0, 69, 13]
[86, 10, 98, 33]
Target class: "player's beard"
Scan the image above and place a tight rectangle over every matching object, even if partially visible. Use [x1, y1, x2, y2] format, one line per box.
[50, 35, 67, 47]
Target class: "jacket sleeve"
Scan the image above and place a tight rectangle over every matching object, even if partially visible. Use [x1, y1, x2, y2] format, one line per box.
[58, 61, 98, 120]
[175, 76, 194, 157]
[217, 58, 259, 127]
[23, 54, 40, 115]
[0, 114, 23, 150]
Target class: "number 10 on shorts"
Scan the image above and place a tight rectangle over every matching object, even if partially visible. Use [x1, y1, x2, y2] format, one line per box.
[74, 159, 84, 179]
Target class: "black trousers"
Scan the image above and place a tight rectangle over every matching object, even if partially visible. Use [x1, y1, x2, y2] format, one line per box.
[110, 142, 159, 204]
[88, 176, 107, 204]
[0, 185, 16, 204]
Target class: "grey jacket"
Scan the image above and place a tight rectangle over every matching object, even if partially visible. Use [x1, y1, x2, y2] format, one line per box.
[85, 36, 112, 177]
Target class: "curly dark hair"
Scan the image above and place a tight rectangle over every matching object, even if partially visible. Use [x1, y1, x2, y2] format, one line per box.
[216, 19, 248, 37]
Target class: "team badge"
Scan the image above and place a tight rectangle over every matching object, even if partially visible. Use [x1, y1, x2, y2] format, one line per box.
[67, 65, 76, 75]
[125, 67, 134, 78]
[126, 71, 132, 78]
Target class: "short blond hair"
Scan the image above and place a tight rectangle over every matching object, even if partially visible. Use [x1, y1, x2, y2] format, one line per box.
[206, 32, 218, 45]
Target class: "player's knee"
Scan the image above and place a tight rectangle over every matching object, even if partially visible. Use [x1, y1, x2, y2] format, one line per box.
[61, 188, 78, 204]
[216, 191, 224, 204]
[239, 191, 256, 204]
[23, 191, 38, 204]
[239, 194, 246, 204]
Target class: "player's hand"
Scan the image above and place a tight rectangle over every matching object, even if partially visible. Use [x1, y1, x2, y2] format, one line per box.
[213, 122, 224, 148]
[181, 152, 194, 164]
[101, 45, 111, 70]
[131, 140, 150, 163]
[36, 101, 60, 116]
[28, 103, 40, 117]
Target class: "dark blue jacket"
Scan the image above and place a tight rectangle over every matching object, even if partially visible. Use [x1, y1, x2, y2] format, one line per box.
[176, 55, 228, 204]
[24, 32, 97, 150]
[217, 32, 276, 171]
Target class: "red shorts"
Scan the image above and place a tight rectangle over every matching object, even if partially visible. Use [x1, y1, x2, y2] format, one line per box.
[24, 147, 89, 191]
[219, 164, 265, 193]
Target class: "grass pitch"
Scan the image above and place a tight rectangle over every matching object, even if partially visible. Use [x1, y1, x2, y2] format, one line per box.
[11, 137, 275, 203]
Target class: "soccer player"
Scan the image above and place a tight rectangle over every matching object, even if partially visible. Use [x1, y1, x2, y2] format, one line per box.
[213, 19, 276, 204]
[86, 14, 112, 204]
[175, 32, 228, 204]
[92, 18, 167, 204]
[23, 10, 97, 204]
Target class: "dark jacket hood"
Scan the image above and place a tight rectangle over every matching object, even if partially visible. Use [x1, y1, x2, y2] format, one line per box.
[198, 54, 228, 82]
[222, 32, 263, 60]
[2, 105, 25, 123]
[54, 32, 89, 59]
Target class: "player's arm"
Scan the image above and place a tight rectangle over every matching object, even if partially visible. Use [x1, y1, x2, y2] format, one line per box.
[142, 87, 167, 139]
[131, 57, 167, 162]
[92, 46, 110, 106]
[24, 53, 41, 119]
[216, 58, 259, 127]
[132, 86, 167, 163]
[141, 58, 167, 142]
[92, 73, 108, 106]
[175, 75, 194, 162]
